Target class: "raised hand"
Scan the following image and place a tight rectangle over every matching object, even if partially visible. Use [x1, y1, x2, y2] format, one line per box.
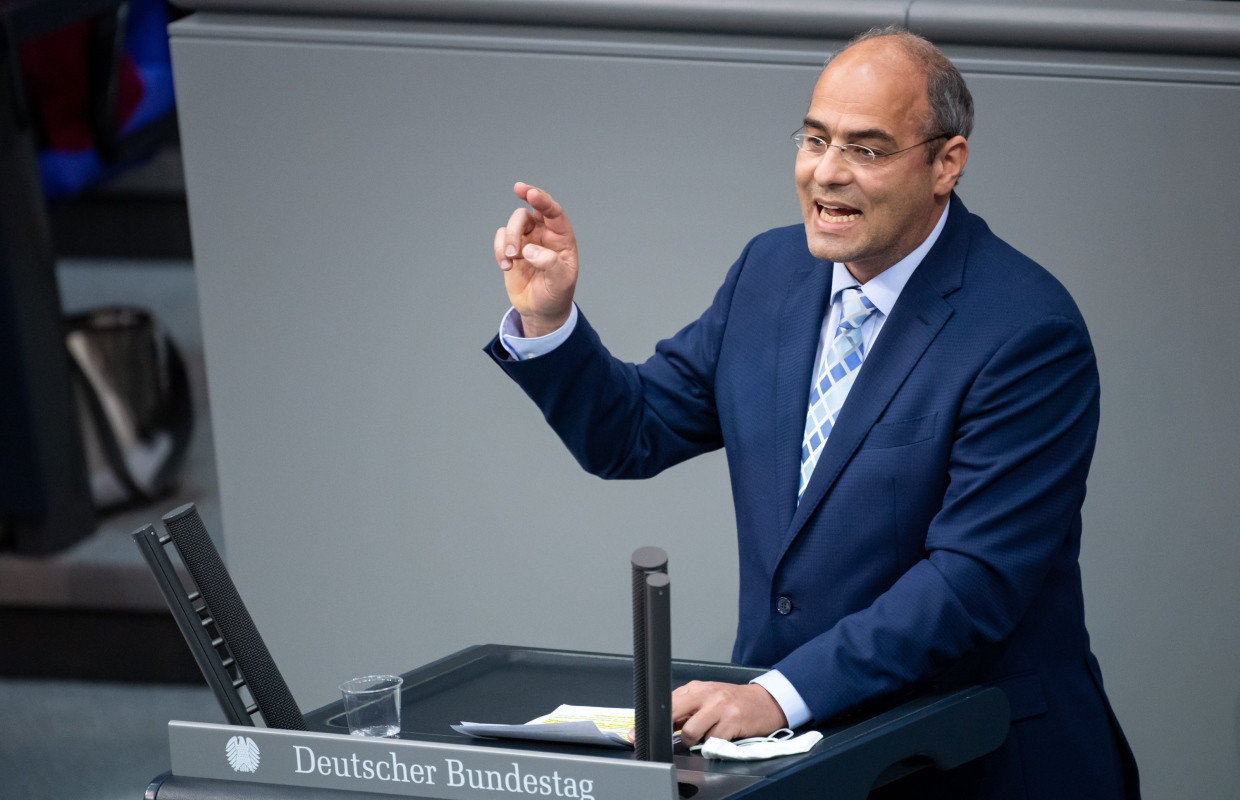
[494, 182, 579, 338]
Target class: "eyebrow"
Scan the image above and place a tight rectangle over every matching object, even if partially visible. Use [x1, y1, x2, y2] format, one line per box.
[802, 117, 899, 147]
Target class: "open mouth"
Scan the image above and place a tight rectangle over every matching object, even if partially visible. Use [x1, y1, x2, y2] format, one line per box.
[817, 202, 861, 223]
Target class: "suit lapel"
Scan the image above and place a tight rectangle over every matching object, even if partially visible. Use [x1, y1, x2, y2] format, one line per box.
[780, 195, 970, 555]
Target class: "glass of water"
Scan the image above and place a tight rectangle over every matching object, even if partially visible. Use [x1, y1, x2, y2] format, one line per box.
[339, 675, 402, 737]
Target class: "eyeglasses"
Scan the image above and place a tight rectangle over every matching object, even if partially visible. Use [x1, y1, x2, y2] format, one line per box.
[791, 131, 949, 166]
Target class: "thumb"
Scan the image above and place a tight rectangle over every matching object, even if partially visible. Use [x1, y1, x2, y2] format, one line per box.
[521, 243, 555, 268]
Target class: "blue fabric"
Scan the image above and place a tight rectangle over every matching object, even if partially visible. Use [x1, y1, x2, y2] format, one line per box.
[487, 194, 1139, 798]
[37, 0, 175, 199]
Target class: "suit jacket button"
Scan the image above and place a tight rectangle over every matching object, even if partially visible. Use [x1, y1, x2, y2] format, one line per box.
[776, 596, 792, 615]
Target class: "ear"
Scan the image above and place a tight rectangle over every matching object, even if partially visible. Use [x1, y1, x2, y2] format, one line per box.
[933, 135, 969, 196]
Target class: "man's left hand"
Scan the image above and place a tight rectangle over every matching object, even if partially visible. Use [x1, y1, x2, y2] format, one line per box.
[671, 681, 789, 747]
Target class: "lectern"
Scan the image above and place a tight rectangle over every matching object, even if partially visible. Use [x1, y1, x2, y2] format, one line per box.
[146, 644, 1009, 800]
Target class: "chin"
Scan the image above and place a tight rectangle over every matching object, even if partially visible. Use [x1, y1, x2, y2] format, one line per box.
[804, 235, 846, 264]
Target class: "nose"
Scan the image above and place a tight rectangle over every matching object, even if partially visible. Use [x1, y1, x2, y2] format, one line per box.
[808, 145, 854, 187]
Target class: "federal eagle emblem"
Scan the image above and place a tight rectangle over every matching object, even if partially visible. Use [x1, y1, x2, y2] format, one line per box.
[225, 735, 261, 773]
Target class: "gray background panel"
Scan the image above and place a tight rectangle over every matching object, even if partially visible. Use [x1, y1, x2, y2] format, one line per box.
[173, 0, 1240, 55]
[169, 13, 1240, 799]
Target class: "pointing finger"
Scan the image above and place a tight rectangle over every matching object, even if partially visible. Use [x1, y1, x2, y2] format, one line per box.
[524, 186, 569, 234]
[515, 182, 574, 238]
[503, 207, 536, 261]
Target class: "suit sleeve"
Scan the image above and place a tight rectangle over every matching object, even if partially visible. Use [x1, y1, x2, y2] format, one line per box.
[772, 310, 1101, 721]
[484, 240, 753, 479]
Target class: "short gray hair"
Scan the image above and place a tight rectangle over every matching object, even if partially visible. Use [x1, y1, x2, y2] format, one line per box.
[829, 26, 975, 152]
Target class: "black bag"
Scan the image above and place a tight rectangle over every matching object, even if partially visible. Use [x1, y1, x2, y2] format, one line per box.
[65, 306, 193, 510]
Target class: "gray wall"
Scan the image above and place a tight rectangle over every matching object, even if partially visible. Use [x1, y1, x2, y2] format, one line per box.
[169, 11, 1240, 798]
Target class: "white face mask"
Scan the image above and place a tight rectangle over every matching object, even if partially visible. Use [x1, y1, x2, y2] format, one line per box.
[694, 728, 824, 761]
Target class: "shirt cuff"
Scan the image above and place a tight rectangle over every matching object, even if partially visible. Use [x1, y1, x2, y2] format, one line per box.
[750, 670, 812, 729]
[498, 304, 579, 361]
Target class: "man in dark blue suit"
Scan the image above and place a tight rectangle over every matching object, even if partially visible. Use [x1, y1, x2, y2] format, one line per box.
[487, 28, 1138, 798]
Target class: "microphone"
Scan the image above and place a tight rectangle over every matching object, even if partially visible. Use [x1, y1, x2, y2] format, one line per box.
[631, 546, 671, 761]
[644, 571, 673, 762]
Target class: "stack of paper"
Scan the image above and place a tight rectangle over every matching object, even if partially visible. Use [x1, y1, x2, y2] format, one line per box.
[452, 705, 635, 749]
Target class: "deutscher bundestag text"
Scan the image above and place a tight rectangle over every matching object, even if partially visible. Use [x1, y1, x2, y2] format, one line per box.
[292, 746, 596, 799]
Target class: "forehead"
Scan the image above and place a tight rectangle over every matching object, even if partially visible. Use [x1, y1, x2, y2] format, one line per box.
[805, 40, 929, 138]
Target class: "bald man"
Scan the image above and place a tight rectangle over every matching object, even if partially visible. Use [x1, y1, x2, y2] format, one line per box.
[488, 28, 1139, 799]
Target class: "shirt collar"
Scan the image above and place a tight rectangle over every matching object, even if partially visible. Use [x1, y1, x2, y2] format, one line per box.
[829, 203, 950, 316]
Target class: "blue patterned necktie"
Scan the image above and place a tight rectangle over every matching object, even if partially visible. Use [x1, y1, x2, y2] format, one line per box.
[798, 287, 878, 502]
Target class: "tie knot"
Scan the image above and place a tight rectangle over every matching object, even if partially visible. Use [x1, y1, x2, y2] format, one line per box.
[838, 287, 877, 333]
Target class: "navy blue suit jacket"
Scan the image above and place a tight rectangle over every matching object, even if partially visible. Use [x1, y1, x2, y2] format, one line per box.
[488, 194, 1138, 798]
